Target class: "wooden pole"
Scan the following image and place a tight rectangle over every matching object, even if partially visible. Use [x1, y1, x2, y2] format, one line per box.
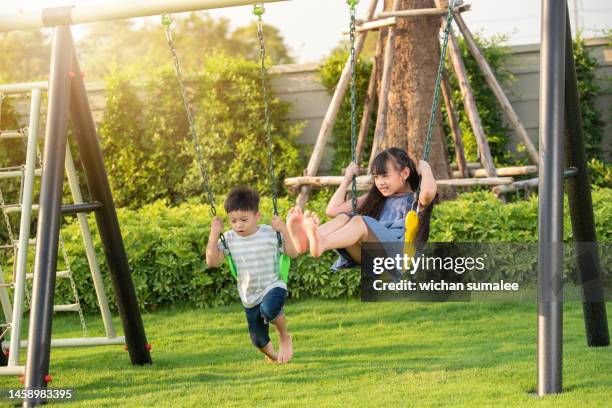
[453, 165, 537, 178]
[453, 12, 539, 164]
[433, 0, 497, 177]
[440, 72, 468, 178]
[368, 0, 401, 169]
[350, 4, 470, 33]
[286, 175, 514, 189]
[348, 17, 396, 33]
[446, 29, 497, 176]
[451, 162, 480, 170]
[296, 0, 379, 208]
[377, 4, 470, 18]
[356, 32, 383, 166]
[492, 168, 577, 195]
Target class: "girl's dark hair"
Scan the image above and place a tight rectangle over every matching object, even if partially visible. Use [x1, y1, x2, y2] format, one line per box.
[358, 147, 419, 219]
[224, 186, 260, 213]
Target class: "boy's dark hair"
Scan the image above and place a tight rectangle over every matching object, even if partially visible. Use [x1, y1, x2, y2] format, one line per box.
[224, 187, 260, 213]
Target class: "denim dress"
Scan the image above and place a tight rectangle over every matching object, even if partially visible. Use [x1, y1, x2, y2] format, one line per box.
[331, 192, 434, 271]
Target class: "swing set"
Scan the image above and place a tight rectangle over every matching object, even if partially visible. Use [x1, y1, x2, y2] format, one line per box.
[0, 0, 607, 405]
[161, 4, 291, 283]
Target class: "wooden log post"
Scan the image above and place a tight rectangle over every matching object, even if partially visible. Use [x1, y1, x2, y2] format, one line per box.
[447, 29, 497, 176]
[453, 12, 539, 164]
[368, 0, 401, 168]
[349, 17, 396, 33]
[355, 31, 384, 166]
[451, 162, 480, 170]
[434, 0, 497, 177]
[376, 3, 471, 18]
[296, 0, 379, 208]
[492, 168, 578, 195]
[440, 72, 468, 178]
[453, 164, 537, 178]
[286, 175, 514, 190]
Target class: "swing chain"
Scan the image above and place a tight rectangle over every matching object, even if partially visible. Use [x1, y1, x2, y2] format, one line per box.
[414, 0, 457, 209]
[162, 14, 230, 252]
[348, 0, 359, 213]
[254, 4, 283, 250]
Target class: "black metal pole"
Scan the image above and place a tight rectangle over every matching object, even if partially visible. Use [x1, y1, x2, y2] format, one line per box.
[23, 26, 73, 407]
[67, 33, 151, 365]
[537, 0, 566, 396]
[563, 7, 610, 347]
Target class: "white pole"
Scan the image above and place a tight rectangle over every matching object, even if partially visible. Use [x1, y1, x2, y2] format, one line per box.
[64, 143, 117, 338]
[0, 82, 48, 94]
[8, 88, 41, 367]
[2, 336, 125, 349]
[0, 0, 289, 32]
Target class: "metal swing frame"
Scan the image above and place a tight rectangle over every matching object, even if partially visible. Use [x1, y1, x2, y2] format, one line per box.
[0, 0, 606, 404]
[0, 82, 124, 378]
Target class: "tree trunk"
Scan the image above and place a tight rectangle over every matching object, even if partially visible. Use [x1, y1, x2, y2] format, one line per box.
[382, 0, 454, 199]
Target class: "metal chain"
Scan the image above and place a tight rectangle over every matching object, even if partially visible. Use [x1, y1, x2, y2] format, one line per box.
[414, 0, 457, 209]
[161, 14, 231, 254]
[254, 4, 283, 249]
[59, 221, 87, 336]
[348, 0, 359, 212]
[35, 138, 87, 336]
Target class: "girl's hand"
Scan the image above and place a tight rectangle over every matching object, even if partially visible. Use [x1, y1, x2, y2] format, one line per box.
[271, 215, 286, 232]
[344, 161, 360, 182]
[417, 160, 431, 175]
[210, 217, 223, 237]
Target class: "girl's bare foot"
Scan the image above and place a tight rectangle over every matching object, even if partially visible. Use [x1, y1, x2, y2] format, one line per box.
[304, 211, 323, 257]
[277, 334, 293, 364]
[287, 206, 308, 254]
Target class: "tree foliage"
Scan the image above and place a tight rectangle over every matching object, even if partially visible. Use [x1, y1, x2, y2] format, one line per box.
[100, 54, 304, 208]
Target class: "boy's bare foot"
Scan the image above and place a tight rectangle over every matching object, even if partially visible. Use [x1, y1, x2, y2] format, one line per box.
[304, 211, 323, 257]
[264, 355, 276, 364]
[277, 334, 293, 364]
[259, 342, 278, 362]
[287, 206, 308, 254]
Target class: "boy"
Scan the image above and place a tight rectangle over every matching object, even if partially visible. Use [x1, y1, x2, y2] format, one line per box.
[206, 187, 298, 363]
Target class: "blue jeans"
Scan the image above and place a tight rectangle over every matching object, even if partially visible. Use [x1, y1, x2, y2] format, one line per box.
[244, 287, 287, 348]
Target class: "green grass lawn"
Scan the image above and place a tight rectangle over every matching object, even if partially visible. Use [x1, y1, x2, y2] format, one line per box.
[0, 300, 610, 407]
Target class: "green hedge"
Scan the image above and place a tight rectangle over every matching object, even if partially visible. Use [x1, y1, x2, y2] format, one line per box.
[56, 189, 612, 311]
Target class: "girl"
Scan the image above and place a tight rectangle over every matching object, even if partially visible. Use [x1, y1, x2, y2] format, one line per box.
[287, 147, 437, 269]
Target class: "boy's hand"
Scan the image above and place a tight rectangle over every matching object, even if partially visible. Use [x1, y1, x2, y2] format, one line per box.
[271, 215, 286, 232]
[210, 216, 223, 237]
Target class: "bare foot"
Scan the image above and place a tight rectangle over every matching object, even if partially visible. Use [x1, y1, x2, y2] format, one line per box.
[264, 355, 276, 364]
[286, 206, 308, 254]
[259, 342, 278, 362]
[277, 334, 293, 364]
[304, 211, 324, 257]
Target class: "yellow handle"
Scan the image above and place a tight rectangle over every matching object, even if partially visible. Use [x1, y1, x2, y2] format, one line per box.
[403, 210, 419, 260]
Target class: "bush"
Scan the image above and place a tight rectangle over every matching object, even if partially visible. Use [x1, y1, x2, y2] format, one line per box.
[56, 189, 612, 311]
[573, 36, 605, 160]
[588, 158, 612, 188]
[99, 53, 304, 208]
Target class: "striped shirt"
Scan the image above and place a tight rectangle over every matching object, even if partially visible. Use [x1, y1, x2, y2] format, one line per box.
[218, 225, 286, 308]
